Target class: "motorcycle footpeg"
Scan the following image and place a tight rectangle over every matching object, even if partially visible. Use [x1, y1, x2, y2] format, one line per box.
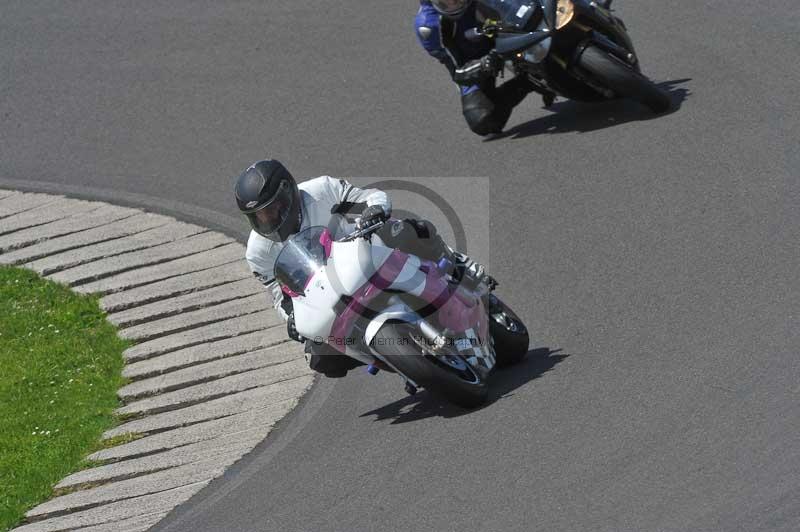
[542, 92, 556, 108]
[483, 273, 499, 291]
[459, 268, 497, 292]
[404, 382, 418, 396]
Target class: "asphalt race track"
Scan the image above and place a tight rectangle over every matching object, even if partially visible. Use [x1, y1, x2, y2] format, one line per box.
[3, 1, 799, 531]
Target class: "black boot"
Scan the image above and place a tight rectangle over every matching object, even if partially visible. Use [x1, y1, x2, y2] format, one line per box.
[448, 250, 497, 290]
[462, 89, 502, 136]
[486, 75, 543, 132]
[494, 75, 536, 109]
[306, 341, 364, 378]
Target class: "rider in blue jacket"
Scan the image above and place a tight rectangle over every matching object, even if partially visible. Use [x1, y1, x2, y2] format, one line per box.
[415, 0, 551, 136]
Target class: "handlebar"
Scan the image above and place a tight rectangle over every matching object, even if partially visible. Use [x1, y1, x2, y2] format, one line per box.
[338, 220, 385, 242]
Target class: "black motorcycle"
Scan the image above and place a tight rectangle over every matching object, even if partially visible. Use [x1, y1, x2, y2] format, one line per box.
[470, 0, 671, 113]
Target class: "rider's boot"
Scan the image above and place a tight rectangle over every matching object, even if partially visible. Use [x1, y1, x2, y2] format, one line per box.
[495, 75, 536, 109]
[488, 76, 536, 132]
[447, 249, 498, 290]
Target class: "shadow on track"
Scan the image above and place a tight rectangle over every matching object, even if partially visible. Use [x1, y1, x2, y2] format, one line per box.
[359, 347, 568, 424]
[486, 78, 691, 140]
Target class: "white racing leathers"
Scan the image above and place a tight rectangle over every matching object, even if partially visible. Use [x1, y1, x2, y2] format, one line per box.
[245, 176, 391, 320]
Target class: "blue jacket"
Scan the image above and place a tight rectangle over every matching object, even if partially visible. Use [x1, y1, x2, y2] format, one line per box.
[414, 1, 494, 94]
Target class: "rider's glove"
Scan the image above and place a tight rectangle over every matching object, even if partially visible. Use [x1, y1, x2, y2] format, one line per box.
[453, 54, 503, 86]
[360, 204, 389, 228]
[287, 312, 305, 343]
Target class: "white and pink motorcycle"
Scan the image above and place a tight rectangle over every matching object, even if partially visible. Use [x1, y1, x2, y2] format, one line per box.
[274, 222, 529, 408]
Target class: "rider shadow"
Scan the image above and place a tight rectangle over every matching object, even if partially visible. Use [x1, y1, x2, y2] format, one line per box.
[486, 78, 691, 140]
[359, 347, 569, 425]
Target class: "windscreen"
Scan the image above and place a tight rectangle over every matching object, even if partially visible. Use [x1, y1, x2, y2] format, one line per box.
[477, 0, 540, 30]
[273, 226, 328, 295]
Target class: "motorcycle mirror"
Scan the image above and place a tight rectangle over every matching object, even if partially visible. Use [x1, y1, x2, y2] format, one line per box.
[464, 27, 483, 42]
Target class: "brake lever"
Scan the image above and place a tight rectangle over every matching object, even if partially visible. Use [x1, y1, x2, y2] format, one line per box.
[339, 220, 384, 242]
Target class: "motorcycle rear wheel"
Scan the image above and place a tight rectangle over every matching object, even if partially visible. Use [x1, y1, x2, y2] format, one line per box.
[372, 322, 489, 408]
[578, 45, 671, 113]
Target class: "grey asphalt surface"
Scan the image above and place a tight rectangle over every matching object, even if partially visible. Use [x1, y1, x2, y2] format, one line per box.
[2, 1, 799, 531]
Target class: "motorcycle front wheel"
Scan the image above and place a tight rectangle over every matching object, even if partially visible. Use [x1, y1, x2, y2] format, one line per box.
[486, 294, 530, 368]
[577, 45, 671, 113]
[372, 322, 489, 408]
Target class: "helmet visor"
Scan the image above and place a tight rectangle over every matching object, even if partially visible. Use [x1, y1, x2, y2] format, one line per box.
[432, 0, 468, 15]
[245, 180, 295, 237]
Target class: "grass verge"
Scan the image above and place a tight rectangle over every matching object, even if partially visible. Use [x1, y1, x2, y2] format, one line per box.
[0, 266, 129, 530]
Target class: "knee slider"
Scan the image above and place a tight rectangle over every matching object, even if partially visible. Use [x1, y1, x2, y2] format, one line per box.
[462, 90, 497, 135]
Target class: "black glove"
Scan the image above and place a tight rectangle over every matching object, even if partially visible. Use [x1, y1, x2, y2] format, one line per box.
[360, 204, 389, 228]
[287, 312, 304, 343]
[453, 54, 503, 86]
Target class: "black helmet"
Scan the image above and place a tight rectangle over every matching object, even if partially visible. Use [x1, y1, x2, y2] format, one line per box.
[431, 0, 472, 18]
[235, 160, 302, 242]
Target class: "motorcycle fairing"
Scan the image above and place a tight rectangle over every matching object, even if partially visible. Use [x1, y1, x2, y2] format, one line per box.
[329, 246, 491, 369]
[363, 302, 422, 346]
[542, 0, 557, 30]
[328, 249, 431, 353]
[495, 30, 551, 54]
[479, 0, 540, 30]
[363, 302, 496, 374]
[283, 227, 494, 372]
[291, 268, 340, 340]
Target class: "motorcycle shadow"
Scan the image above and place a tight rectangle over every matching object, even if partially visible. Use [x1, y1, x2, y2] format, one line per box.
[359, 347, 569, 425]
[486, 78, 691, 141]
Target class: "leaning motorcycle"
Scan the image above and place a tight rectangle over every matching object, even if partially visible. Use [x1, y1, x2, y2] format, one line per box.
[472, 0, 671, 112]
[273, 222, 529, 408]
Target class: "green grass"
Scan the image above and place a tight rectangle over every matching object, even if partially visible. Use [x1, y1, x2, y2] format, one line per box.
[0, 266, 129, 531]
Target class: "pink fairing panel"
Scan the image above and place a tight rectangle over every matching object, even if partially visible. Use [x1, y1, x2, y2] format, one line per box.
[436, 284, 488, 341]
[329, 251, 486, 353]
[319, 228, 333, 259]
[417, 259, 486, 337]
[328, 250, 409, 352]
[282, 284, 302, 298]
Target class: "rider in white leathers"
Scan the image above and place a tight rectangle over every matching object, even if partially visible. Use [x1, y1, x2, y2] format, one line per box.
[246, 175, 389, 317]
[235, 159, 488, 377]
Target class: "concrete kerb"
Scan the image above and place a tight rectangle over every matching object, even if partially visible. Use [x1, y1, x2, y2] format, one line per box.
[1, 190, 312, 531]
